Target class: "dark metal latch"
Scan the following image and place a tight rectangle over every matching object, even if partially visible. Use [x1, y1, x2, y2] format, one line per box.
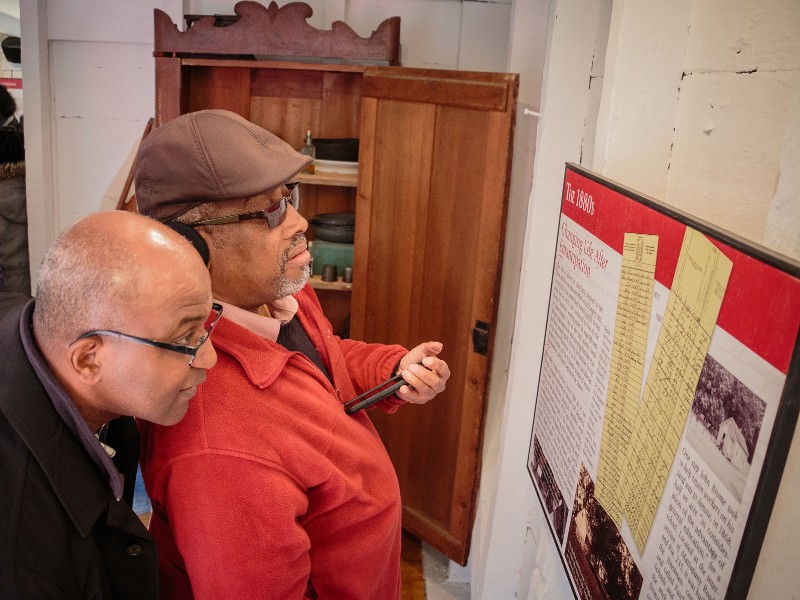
[472, 320, 490, 356]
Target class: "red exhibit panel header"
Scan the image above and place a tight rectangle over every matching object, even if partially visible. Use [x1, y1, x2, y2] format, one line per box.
[561, 167, 800, 374]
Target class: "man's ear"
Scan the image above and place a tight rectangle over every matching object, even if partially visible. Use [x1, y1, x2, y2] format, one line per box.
[66, 337, 104, 384]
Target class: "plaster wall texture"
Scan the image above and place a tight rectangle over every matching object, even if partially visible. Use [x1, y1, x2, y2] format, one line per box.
[764, 83, 800, 260]
[50, 41, 154, 226]
[595, 0, 800, 255]
[667, 70, 796, 243]
[592, 0, 693, 200]
[667, 0, 800, 253]
[457, 0, 513, 73]
[46, 0, 177, 43]
[0, 12, 18, 36]
[480, 1, 800, 599]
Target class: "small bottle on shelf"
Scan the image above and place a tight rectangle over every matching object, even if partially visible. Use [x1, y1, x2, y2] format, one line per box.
[301, 129, 316, 174]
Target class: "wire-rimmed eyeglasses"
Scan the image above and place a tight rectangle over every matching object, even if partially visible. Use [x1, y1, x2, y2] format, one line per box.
[70, 303, 223, 366]
[187, 183, 300, 229]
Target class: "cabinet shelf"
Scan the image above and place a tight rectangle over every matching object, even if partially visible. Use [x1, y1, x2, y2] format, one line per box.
[308, 274, 353, 291]
[294, 171, 358, 188]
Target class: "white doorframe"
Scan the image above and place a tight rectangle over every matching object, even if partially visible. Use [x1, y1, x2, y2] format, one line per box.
[20, 0, 54, 291]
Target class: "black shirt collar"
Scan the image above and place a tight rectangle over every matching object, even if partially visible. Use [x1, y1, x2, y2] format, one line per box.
[19, 299, 123, 500]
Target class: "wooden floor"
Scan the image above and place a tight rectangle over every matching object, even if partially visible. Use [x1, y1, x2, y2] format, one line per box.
[401, 531, 427, 600]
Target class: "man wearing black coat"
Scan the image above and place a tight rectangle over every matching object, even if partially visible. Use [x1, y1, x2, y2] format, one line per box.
[0, 211, 218, 598]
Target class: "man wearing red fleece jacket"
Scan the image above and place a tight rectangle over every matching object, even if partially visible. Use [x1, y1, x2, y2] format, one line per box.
[134, 110, 450, 599]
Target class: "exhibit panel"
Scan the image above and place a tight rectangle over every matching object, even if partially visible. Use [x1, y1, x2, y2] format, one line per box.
[528, 163, 800, 600]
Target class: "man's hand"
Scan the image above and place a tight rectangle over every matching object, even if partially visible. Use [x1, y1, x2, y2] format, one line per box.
[396, 342, 450, 405]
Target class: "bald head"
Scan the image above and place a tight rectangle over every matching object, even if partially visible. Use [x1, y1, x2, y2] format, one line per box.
[33, 211, 208, 345]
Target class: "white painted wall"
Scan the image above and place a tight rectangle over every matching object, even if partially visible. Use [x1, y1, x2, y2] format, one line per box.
[22, 0, 184, 285]
[19, 0, 800, 598]
[188, 0, 514, 71]
[474, 1, 800, 599]
[468, 0, 550, 594]
[0, 0, 20, 37]
[472, 2, 613, 596]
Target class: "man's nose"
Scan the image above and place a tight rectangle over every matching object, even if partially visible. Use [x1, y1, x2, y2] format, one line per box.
[285, 203, 308, 235]
[193, 338, 218, 370]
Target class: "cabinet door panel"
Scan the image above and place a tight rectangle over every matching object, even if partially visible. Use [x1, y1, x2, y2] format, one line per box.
[353, 67, 518, 564]
[185, 66, 252, 118]
[250, 69, 362, 145]
[354, 99, 435, 343]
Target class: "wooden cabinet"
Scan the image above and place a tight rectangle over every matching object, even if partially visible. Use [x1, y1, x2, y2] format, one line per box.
[153, 2, 518, 565]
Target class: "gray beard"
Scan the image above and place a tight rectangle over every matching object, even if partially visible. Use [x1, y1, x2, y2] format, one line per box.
[274, 233, 311, 298]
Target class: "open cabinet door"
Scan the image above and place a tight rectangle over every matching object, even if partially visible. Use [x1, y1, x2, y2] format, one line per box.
[351, 67, 518, 564]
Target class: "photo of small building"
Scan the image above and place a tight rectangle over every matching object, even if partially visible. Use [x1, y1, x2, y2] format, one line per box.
[717, 417, 750, 470]
[687, 354, 766, 501]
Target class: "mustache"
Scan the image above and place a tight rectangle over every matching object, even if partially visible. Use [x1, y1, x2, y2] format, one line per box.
[282, 233, 307, 260]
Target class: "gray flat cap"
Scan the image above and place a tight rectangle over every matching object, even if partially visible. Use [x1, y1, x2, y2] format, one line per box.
[134, 110, 311, 221]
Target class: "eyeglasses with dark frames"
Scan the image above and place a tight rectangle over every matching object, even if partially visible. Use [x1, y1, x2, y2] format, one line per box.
[70, 303, 223, 366]
[188, 183, 300, 229]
